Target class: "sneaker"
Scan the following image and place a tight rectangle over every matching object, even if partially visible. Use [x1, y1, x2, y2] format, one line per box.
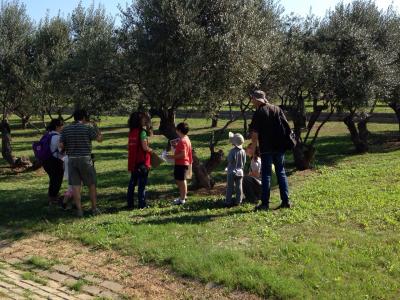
[274, 202, 292, 210]
[173, 198, 186, 205]
[76, 210, 84, 218]
[92, 208, 102, 215]
[254, 204, 269, 211]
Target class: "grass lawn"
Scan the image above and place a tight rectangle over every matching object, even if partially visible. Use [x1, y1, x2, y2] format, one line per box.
[0, 116, 399, 299]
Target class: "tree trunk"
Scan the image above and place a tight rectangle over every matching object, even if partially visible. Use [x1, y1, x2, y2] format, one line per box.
[1, 132, 16, 166]
[158, 108, 178, 140]
[388, 101, 400, 132]
[205, 149, 224, 174]
[20, 115, 30, 129]
[289, 106, 306, 140]
[211, 116, 218, 128]
[293, 142, 315, 170]
[192, 150, 213, 189]
[343, 115, 369, 153]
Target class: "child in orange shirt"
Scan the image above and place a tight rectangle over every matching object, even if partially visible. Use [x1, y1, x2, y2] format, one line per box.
[167, 122, 192, 205]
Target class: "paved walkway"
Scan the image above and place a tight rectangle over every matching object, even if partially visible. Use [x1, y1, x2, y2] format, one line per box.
[0, 233, 260, 300]
[0, 256, 121, 299]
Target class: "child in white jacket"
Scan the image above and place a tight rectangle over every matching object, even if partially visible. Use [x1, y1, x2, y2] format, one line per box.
[225, 132, 246, 206]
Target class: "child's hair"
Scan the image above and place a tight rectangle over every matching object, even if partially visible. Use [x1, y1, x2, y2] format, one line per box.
[128, 112, 142, 130]
[176, 122, 189, 135]
[247, 143, 260, 158]
[46, 118, 64, 132]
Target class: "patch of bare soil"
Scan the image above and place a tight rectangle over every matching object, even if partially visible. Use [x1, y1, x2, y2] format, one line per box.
[194, 183, 226, 197]
[0, 234, 261, 300]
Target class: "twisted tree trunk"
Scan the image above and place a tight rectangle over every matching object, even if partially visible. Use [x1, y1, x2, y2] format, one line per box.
[344, 115, 369, 153]
[20, 115, 31, 129]
[211, 115, 218, 128]
[1, 129, 16, 166]
[293, 143, 315, 170]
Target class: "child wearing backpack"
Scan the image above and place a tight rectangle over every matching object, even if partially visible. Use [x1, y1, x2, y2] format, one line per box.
[225, 132, 246, 207]
[36, 119, 65, 205]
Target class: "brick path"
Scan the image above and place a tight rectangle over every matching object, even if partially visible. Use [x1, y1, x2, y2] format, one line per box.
[0, 259, 121, 299]
[0, 233, 260, 300]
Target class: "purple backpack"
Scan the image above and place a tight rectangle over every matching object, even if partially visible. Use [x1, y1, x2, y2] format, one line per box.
[32, 132, 57, 162]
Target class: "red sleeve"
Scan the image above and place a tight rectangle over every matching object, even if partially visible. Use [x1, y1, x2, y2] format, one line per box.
[175, 140, 185, 154]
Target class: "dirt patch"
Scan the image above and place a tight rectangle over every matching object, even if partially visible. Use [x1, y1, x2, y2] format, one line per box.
[0, 234, 260, 300]
[194, 183, 226, 197]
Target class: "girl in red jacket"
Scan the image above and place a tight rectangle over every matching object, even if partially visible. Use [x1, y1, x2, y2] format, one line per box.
[127, 112, 153, 209]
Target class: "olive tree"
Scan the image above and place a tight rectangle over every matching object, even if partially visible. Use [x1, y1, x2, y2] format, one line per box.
[60, 3, 127, 117]
[119, 0, 280, 188]
[31, 15, 72, 121]
[317, 0, 390, 153]
[0, 1, 35, 165]
[0, 0, 34, 122]
[263, 15, 337, 169]
[380, 8, 400, 132]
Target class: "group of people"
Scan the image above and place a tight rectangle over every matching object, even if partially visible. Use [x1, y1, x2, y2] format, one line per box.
[40, 110, 103, 217]
[40, 89, 292, 217]
[225, 90, 292, 210]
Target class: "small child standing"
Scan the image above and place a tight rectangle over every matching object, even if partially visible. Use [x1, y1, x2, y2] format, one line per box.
[225, 132, 246, 207]
[62, 155, 74, 209]
[167, 122, 193, 205]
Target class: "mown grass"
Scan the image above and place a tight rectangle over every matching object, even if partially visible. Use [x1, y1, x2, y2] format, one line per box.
[1, 116, 399, 298]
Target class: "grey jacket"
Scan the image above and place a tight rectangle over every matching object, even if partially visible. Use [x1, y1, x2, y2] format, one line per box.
[227, 146, 246, 177]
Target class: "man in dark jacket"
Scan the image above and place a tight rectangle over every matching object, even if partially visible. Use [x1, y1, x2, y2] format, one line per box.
[249, 90, 291, 210]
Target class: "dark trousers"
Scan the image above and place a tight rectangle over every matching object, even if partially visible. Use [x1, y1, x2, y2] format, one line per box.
[127, 170, 148, 209]
[261, 153, 290, 207]
[243, 176, 262, 203]
[42, 156, 64, 198]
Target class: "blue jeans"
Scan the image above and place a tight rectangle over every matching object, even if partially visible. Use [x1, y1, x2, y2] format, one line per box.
[261, 153, 290, 206]
[127, 170, 148, 208]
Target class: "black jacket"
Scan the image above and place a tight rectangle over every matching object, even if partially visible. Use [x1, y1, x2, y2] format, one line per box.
[249, 103, 291, 154]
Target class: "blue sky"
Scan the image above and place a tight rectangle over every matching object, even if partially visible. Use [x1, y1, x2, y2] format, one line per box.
[23, 0, 400, 23]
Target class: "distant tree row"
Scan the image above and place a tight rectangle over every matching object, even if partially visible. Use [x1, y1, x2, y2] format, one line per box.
[1, 0, 399, 173]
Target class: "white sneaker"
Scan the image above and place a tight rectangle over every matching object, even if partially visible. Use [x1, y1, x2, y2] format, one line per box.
[173, 198, 186, 205]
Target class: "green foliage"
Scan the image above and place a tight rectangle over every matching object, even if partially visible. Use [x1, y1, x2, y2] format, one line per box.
[31, 15, 71, 118]
[63, 3, 127, 116]
[119, 0, 281, 121]
[316, 1, 390, 114]
[0, 0, 34, 120]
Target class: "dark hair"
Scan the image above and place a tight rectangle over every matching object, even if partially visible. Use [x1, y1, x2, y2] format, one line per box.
[176, 122, 189, 135]
[46, 118, 64, 132]
[129, 112, 142, 131]
[73, 109, 89, 121]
